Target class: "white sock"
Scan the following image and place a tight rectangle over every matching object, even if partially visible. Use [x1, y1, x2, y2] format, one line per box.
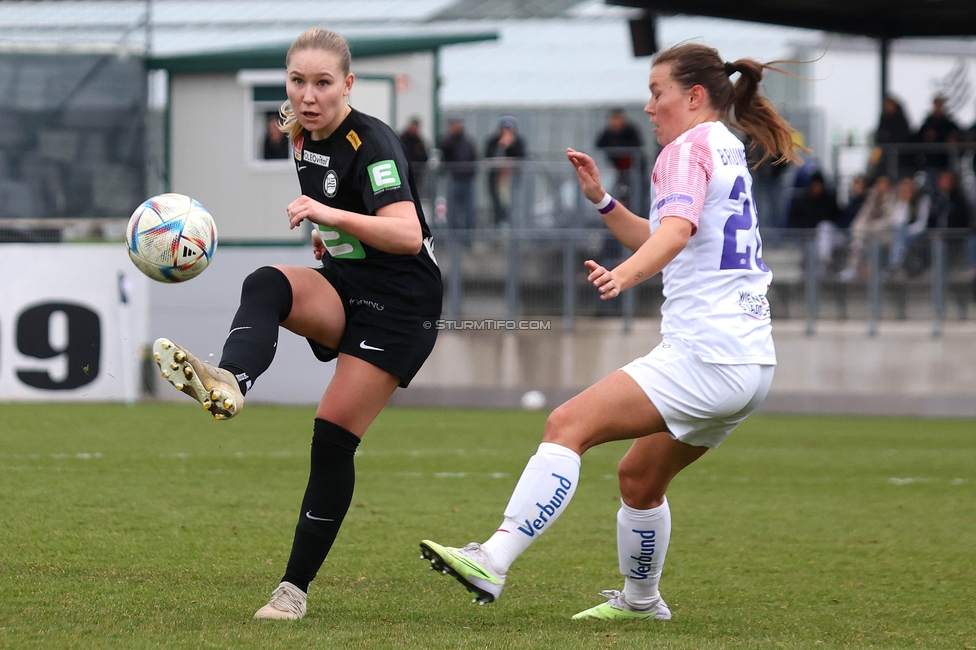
[618, 497, 671, 610]
[480, 442, 581, 574]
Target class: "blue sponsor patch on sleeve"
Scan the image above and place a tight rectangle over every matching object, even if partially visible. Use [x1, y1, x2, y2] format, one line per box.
[657, 192, 695, 209]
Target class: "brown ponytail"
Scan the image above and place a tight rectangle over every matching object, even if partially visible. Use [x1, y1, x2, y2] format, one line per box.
[652, 44, 806, 167]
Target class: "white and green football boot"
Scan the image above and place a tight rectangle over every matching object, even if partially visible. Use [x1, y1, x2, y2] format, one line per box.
[419, 540, 505, 604]
[571, 590, 672, 621]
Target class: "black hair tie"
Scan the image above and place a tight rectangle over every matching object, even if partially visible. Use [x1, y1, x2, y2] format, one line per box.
[724, 61, 737, 77]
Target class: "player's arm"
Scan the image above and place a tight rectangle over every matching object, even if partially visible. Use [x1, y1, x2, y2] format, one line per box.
[587, 137, 709, 298]
[586, 216, 692, 300]
[287, 197, 423, 255]
[596, 198, 652, 252]
[567, 147, 649, 251]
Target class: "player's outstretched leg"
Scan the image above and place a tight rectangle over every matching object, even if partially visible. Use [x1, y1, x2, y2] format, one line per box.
[153, 338, 244, 420]
[571, 590, 671, 621]
[420, 442, 581, 604]
[419, 540, 506, 604]
[253, 581, 307, 620]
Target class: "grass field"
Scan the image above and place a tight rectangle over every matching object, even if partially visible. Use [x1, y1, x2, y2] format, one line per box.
[1, 403, 975, 649]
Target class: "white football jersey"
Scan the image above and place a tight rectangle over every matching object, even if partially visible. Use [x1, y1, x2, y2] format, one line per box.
[648, 121, 776, 365]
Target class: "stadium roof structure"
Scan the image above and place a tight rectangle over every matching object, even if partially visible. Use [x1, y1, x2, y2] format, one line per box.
[607, 0, 976, 103]
[606, 0, 976, 39]
[147, 32, 499, 73]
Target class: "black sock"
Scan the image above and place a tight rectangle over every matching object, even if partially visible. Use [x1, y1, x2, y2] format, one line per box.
[218, 266, 292, 395]
[281, 419, 361, 592]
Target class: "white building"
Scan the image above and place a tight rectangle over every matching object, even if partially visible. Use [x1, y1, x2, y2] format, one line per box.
[148, 33, 495, 241]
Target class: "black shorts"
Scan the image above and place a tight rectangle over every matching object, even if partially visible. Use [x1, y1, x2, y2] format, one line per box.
[306, 264, 441, 388]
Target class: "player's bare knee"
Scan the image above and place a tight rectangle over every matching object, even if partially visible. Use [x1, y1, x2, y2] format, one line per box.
[541, 405, 580, 450]
[617, 460, 665, 508]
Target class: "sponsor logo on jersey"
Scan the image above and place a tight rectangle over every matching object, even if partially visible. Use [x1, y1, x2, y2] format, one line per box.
[738, 290, 771, 320]
[367, 160, 402, 193]
[515, 473, 573, 537]
[627, 529, 657, 580]
[303, 150, 331, 167]
[293, 134, 304, 160]
[348, 298, 385, 311]
[346, 129, 362, 150]
[318, 225, 366, 259]
[323, 169, 338, 197]
[657, 192, 694, 209]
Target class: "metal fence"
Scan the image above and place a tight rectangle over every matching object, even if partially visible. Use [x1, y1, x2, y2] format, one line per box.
[419, 159, 976, 336]
[430, 224, 976, 336]
[761, 227, 976, 336]
[0, 51, 147, 220]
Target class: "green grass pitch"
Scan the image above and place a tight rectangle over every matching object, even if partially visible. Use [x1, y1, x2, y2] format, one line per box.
[1, 403, 975, 649]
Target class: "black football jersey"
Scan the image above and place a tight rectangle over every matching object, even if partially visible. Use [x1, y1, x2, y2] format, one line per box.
[292, 108, 442, 310]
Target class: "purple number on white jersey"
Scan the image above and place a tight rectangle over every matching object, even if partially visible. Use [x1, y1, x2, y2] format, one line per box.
[720, 175, 767, 272]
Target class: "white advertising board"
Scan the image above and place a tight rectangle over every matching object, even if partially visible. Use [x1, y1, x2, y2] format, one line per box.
[0, 244, 150, 402]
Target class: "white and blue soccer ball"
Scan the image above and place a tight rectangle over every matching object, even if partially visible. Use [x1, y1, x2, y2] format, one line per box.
[125, 193, 217, 283]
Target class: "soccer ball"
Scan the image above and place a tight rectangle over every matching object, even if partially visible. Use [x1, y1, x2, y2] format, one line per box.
[125, 193, 218, 283]
[520, 390, 547, 411]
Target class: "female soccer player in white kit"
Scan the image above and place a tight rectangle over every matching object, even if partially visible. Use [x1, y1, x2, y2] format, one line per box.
[420, 43, 804, 620]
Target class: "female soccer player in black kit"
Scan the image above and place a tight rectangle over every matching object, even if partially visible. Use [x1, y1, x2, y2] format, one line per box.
[152, 28, 442, 620]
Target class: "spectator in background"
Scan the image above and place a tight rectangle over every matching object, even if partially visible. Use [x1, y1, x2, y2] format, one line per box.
[911, 95, 962, 173]
[595, 108, 649, 271]
[787, 170, 843, 270]
[838, 174, 898, 281]
[399, 117, 430, 197]
[883, 172, 971, 277]
[437, 115, 478, 234]
[837, 174, 868, 229]
[786, 170, 839, 229]
[875, 95, 912, 146]
[927, 170, 970, 231]
[596, 108, 649, 217]
[869, 95, 911, 179]
[888, 175, 931, 274]
[485, 115, 527, 226]
[916, 96, 961, 145]
[263, 111, 291, 159]
[750, 141, 791, 229]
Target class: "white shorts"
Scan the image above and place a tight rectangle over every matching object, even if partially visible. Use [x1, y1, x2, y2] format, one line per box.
[620, 338, 775, 449]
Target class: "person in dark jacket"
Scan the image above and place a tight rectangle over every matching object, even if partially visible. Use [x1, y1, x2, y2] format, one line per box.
[870, 96, 911, 179]
[837, 175, 867, 229]
[596, 108, 649, 218]
[911, 95, 962, 172]
[399, 117, 430, 197]
[927, 170, 970, 230]
[484, 115, 527, 226]
[437, 116, 478, 232]
[875, 95, 911, 146]
[787, 170, 839, 229]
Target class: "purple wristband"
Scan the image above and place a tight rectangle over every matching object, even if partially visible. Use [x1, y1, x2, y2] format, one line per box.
[598, 198, 617, 214]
